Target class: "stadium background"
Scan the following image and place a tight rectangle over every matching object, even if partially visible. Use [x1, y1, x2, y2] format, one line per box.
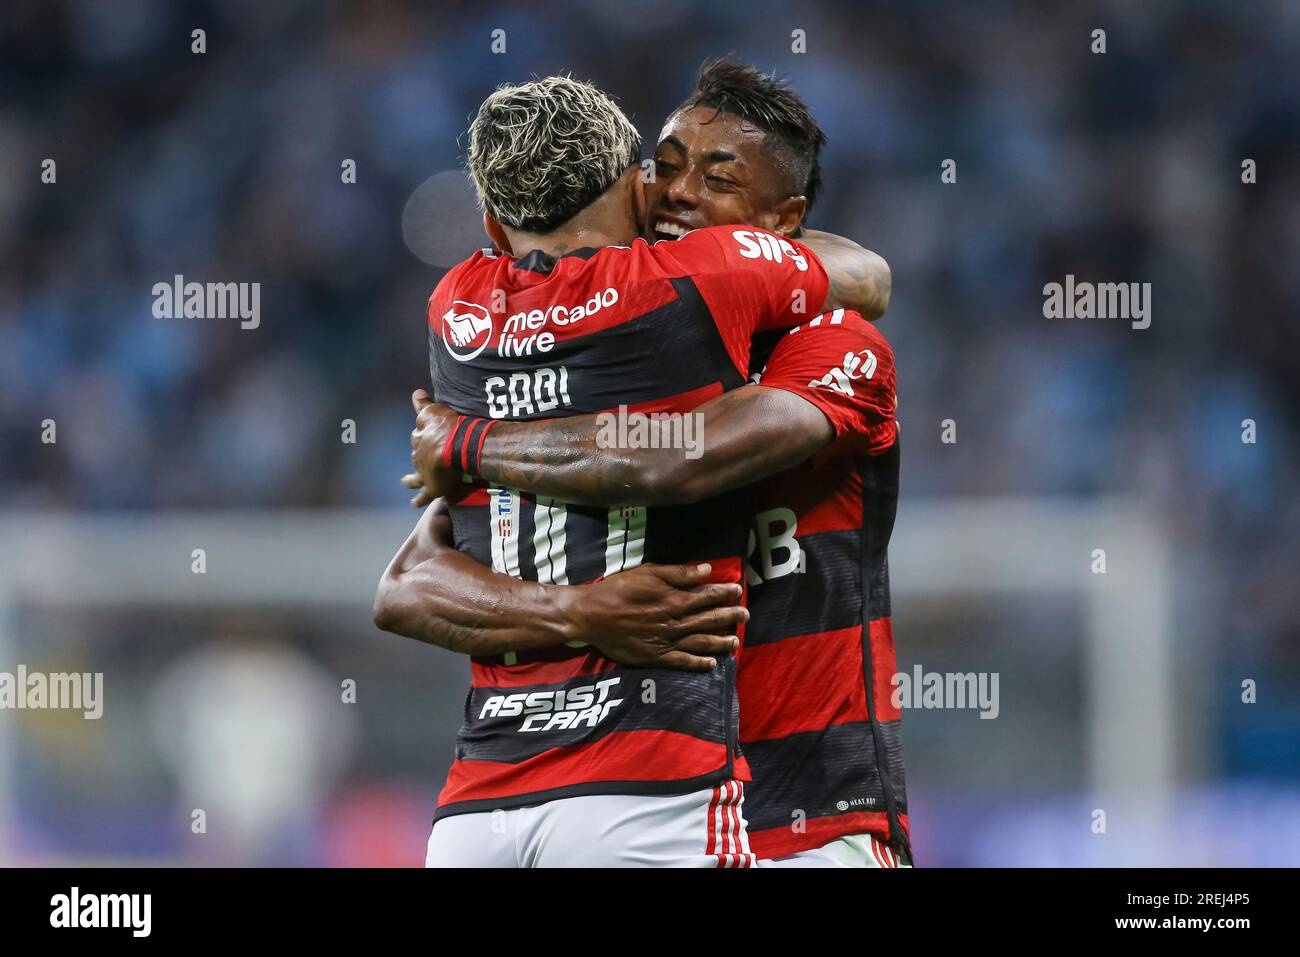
[1, 0, 1297, 866]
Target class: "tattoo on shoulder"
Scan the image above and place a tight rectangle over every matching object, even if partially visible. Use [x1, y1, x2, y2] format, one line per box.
[830, 256, 891, 319]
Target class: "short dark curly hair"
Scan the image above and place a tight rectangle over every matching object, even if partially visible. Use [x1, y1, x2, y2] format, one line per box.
[674, 57, 827, 211]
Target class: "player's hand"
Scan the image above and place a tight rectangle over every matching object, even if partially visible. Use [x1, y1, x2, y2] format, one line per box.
[403, 389, 462, 507]
[565, 563, 748, 672]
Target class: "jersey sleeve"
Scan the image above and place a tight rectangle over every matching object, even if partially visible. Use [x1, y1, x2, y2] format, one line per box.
[650, 226, 831, 376]
[426, 250, 499, 410]
[756, 308, 897, 455]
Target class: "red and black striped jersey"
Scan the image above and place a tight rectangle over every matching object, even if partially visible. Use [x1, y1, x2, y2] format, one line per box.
[425, 226, 829, 818]
[737, 309, 909, 859]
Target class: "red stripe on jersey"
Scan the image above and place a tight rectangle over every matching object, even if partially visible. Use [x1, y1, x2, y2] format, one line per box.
[748, 811, 910, 861]
[737, 627, 868, 742]
[429, 229, 827, 357]
[427, 251, 683, 347]
[616, 381, 724, 417]
[449, 486, 491, 507]
[758, 309, 897, 454]
[470, 652, 617, 690]
[750, 456, 863, 535]
[436, 730, 735, 808]
[868, 617, 902, 723]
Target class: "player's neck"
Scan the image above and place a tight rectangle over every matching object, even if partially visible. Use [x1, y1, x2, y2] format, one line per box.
[503, 182, 639, 260]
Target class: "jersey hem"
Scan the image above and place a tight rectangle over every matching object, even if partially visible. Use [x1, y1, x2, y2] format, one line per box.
[432, 765, 743, 822]
[749, 811, 910, 860]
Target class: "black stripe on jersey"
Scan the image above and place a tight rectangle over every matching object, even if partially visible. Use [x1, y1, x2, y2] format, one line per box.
[741, 719, 908, 833]
[428, 276, 744, 420]
[859, 441, 900, 580]
[515, 496, 539, 581]
[450, 491, 750, 586]
[746, 529, 863, 645]
[745, 446, 899, 644]
[668, 276, 746, 391]
[450, 416, 474, 465]
[642, 492, 752, 566]
[747, 327, 785, 380]
[869, 559, 892, 621]
[449, 499, 607, 585]
[449, 504, 490, 562]
[456, 658, 734, 763]
[464, 418, 492, 472]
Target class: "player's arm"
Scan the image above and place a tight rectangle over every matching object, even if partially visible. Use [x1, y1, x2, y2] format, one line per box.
[406, 314, 895, 507]
[373, 499, 569, 655]
[799, 229, 892, 321]
[410, 388, 830, 508]
[373, 499, 745, 669]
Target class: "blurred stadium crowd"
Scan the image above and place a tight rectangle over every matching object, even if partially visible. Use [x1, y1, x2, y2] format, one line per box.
[1, 0, 1297, 864]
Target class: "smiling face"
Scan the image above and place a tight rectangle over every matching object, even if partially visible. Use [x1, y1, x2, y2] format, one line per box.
[645, 106, 807, 242]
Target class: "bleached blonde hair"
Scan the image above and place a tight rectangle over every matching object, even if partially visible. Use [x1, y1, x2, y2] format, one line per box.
[467, 76, 642, 234]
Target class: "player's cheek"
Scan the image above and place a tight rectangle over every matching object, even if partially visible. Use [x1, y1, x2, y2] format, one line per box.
[643, 181, 667, 215]
[704, 194, 753, 229]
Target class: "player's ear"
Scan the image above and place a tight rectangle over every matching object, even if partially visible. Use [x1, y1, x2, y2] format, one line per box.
[770, 195, 808, 237]
[607, 165, 645, 236]
[630, 165, 648, 233]
[483, 213, 512, 256]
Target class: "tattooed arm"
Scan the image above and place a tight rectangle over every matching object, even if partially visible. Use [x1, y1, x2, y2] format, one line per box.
[406, 310, 896, 509]
[801, 229, 892, 321]
[405, 385, 834, 508]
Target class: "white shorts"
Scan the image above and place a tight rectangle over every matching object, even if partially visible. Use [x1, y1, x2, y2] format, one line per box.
[760, 833, 911, 868]
[425, 780, 754, 868]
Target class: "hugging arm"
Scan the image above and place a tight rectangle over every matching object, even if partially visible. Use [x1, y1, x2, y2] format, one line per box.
[373, 499, 576, 656]
[801, 229, 892, 321]
[456, 384, 832, 507]
[407, 310, 894, 510]
[382, 315, 893, 664]
[373, 499, 746, 669]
